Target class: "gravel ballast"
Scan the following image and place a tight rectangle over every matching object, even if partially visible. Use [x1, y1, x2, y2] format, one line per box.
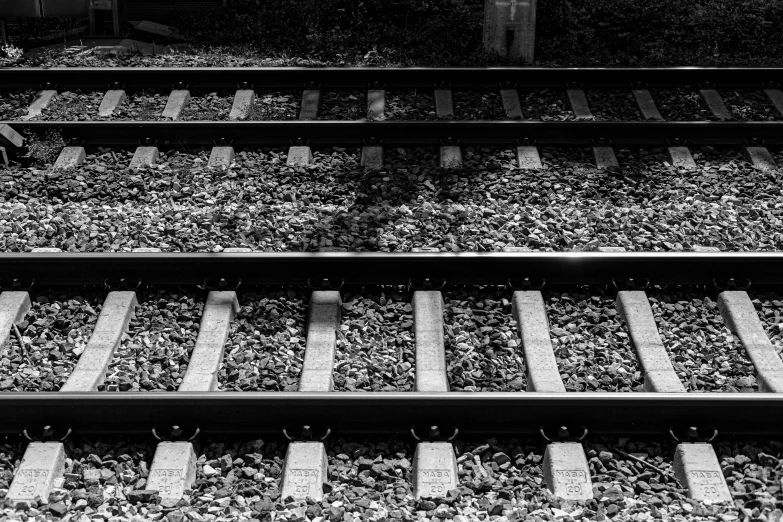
[647, 288, 757, 392]
[444, 287, 525, 392]
[0, 291, 105, 392]
[546, 290, 643, 392]
[2, 146, 783, 253]
[218, 289, 308, 392]
[4, 435, 782, 521]
[99, 290, 203, 392]
[334, 288, 414, 392]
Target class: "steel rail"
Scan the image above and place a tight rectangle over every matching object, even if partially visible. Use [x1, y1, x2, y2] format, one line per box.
[7, 121, 783, 146]
[2, 67, 783, 89]
[0, 252, 781, 287]
[0, 392, 781, 435]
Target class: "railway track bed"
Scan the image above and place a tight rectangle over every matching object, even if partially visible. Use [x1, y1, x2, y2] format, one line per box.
[0, 252, 780, 521]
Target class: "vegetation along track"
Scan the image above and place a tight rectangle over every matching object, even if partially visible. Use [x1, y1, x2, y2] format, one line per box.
[1, 67, 783, 172]
[1, 251, 783, 515]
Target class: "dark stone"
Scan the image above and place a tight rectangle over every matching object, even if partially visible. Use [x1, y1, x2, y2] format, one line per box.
[166, 511, 186, 522]
[253, 499, 275, 514]
[49, 503, 68, 517]
[128, 490, 158, 504]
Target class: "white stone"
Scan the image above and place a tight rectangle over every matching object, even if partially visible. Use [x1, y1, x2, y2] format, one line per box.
[98, 90, 126, 117]
[673, 443, 732, 502]
[53, 146, 86, 170]
[511, 291, 565, 392]
[60, 291, 137, 392]
[7, 442, 65, 503]
[281, 442, 328, 501]
[147, 442, 197, 507]
[299, 291, 341, 392]
[413, 442, 457, 499]
[543, 442, 592, 500]
[179, 291, 239, 392]
[413, 291, 448, 392]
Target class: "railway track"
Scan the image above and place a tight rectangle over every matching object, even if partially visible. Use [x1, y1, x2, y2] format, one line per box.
[0, 67, 782, 171]
[0, 251, 782, 511]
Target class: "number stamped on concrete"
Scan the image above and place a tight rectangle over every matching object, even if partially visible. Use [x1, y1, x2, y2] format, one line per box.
[149, 469, 186, 495]
[288, 469, 320, 498]
[689, 470, 724, 499]
[8, 469, 49, 499]
[555, 469, 589, 497]
[421, 469, 453, 496]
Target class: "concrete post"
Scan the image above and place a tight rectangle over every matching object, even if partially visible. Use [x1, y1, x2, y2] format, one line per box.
[484, 0, 537, 63]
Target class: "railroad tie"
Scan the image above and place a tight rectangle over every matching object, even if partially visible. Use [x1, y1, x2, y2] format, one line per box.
[410, 286, 457, 499]
[0, 291, 31, 357]
[718, 291, 783, 392]
[129, 146, 159, 170]
[367, 89, 386, 121]
[744, 146, 778, 171]
[413, 290, 448, 392]
[53, 146, 86, 170]
[6, 442, 66, 506]
[699, 89, 732, 121]
[666, 146, 697, 171]
[98, 89, 126, 117]
[439, 145, 463, 169]
[510, 291, 565, 393]
[673, 443, 733, 502]
[22, 89, 57, 120]
[516, 145, 542, 170]
[434, 88, 454, 118]
[631, 89, 664, 121]
[229, 89, 255, 120]
[361, 145, 384, 170]
[566, 89, 593, 120]
[59, 291, 138, 392]
[763, 88, 783, 118]
[207, 146, 235, 170]
[178, 291, 240, 392]
[500, 88, 523, 119]
[287, 145, 313, 167]
[144, 291, 239, 507]
[161, 89, 191, 120]
[299, 89, 321, 120]
[592, 146, 619, 169]
[0, 123, 24, 148]
[512, 291, 593, 500]
[280, 290, 341, 501]
[616, 291, 687, 392]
